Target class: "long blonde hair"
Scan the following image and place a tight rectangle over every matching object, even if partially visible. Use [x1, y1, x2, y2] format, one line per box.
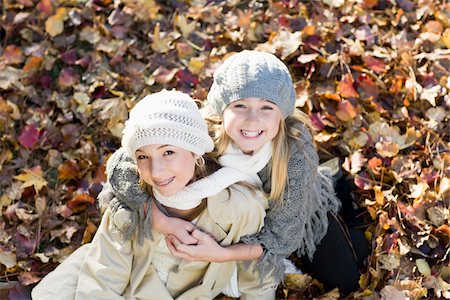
[208, 109, 315, 202]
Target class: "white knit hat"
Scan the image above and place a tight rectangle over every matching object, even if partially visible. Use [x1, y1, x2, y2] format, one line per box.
[207, 50, 296, 119]
[121, 90, 214, 161]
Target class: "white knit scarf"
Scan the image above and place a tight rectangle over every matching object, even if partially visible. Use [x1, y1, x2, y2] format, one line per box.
[153, 142, 272, 210]
[218, 141, 272, 183]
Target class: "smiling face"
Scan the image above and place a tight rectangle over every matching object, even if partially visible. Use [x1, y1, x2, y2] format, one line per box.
[136, 144, 196, 197]
[222, 98, 283, 154]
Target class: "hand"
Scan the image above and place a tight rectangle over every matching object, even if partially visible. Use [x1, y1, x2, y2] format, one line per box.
[151, 202, 198, 245]
[165, 229, 227, 263]
[161, 216, 198, 245]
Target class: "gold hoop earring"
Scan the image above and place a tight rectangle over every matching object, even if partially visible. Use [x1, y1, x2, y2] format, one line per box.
[195, 156, 205, 167]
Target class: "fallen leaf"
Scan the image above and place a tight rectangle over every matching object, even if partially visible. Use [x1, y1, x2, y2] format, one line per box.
[337, 74, 359, 98]
[176, 14, 197, 38]
[363, 56, 386, 74]
[37, 0, 53, 16]
[443, 28, 450, 49]
[58, 160, 81, 181]
[67, 193, 95, 213]
[23, 56, 43, 73]
[4, 45, 24, 65]
[336, 100, 357, 121]
[0, 250, 16, 268]
[13, 166, 48, 194]
[58, 67, 80, 88]
[45, 14, 64, 37]
[18, 124, 40, 148]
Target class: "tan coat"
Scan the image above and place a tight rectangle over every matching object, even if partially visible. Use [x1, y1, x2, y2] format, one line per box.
[32, 185, 274, 300]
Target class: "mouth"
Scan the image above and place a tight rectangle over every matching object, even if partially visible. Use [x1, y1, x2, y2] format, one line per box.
[241, 130, 263, 137]
[154, 177, 175, 187]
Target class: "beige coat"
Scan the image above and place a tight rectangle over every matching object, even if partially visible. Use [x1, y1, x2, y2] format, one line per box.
[32, 185, 274, 300]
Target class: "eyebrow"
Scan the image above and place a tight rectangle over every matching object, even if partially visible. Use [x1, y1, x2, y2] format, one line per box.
[136, 144, 170, 153]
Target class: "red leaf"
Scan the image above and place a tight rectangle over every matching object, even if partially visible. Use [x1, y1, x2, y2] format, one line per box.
[18, 124, 39, 148]
[337, 74, 358, 98]
[357, 74, 380, 98]
[177, 69, 199, 86]
[363, 56, 386, 74]
[36, 0, 54, 16]
[67, 193, 95, 213]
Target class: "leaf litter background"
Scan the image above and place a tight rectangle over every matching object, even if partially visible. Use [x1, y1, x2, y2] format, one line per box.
[0, 0, 449, 299]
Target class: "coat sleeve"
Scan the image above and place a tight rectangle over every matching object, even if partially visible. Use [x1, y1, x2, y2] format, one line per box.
[207, 186, 267, 245]
[75, 208, 133, 299]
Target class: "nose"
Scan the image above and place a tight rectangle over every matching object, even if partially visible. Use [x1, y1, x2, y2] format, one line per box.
[150, 159, 165, 178]
[244, 108, 259, 123]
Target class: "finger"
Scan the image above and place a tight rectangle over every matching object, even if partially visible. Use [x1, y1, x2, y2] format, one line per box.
[191, 228, 208, 240]
[178, 232, 198, 245]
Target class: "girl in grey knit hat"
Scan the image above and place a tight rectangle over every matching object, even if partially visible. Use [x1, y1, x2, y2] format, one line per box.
[166, 50, 364, 294]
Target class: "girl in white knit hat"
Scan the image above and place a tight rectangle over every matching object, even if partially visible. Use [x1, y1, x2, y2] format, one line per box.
[32, 90, 274, 299]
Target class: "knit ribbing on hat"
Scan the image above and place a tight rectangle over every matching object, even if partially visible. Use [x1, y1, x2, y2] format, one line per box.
[207, 50, 296, 118]
[121, 90, 214, 161]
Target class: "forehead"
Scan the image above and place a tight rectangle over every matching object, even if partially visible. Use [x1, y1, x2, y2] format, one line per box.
[233, 98, 276, 105]
[136, 144, 187, 153]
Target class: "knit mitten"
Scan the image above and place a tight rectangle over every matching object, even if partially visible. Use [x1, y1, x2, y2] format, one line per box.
[105, 147, 148, 211]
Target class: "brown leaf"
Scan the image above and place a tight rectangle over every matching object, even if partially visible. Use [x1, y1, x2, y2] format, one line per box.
[57, 67, 80, 88]
[337, 74, 358, 98]
[4, 45, 24, 65]
[336, 100, 357, 121]
[23, 56, 43, 73]
[82, 221, 98, 244]
[58, 160, 81, 181]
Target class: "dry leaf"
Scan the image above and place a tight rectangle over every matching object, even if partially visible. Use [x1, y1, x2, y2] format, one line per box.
[13, 166, 48, 194]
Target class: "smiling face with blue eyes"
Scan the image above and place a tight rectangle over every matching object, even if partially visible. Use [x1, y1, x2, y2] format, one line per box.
[136, 144, 197, 197]
[222, 98, 283, 154]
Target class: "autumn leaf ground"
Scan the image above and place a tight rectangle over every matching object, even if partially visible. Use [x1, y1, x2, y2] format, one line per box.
[1, 0, 449, 299]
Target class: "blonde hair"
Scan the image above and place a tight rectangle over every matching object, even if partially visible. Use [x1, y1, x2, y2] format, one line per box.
[208, 110, 315, 202]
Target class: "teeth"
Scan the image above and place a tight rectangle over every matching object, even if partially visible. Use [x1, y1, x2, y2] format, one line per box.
[242, 130, 262, 137]
[156, 177, 173, 186]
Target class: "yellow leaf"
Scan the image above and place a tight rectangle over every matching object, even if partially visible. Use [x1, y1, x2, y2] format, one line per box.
[14, 167, 47, 193]
[176, 14, 197, 38]
[188, 57, 205, 75]
[151, 22, 172, 53]
[443, 28, 450, 49]
[45, 15, 64, 37]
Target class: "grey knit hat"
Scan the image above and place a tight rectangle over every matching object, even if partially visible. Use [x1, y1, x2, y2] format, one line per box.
[122, 90, 214, 161]
[207, 50, 296, 118]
